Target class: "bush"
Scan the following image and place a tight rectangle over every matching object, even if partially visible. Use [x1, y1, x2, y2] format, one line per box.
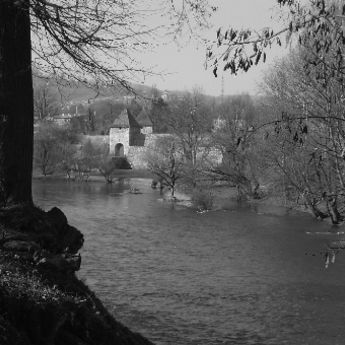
[112, 157, 132, 169]
[192, 188, 214, 211]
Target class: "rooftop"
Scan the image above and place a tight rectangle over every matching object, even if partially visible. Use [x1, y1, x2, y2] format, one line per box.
[136, 108, 153, 127]
[112, 108, 141, 128]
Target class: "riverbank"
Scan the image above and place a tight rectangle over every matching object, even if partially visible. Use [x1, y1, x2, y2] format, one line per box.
[0, 205, 154, 345]
[33, 171, 314, 218]
[170, 184, 315, 218]
[33, 168, 153, 182]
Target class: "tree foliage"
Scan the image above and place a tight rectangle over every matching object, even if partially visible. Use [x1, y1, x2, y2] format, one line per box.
[209, 0, 345, 78]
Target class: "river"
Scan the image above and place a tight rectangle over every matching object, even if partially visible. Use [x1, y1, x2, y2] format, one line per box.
[33, 178, 345, 345]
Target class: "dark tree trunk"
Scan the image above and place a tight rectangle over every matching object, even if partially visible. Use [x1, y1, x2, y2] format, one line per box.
[0, 0, 34, 206]
[304, 195, 328, 220]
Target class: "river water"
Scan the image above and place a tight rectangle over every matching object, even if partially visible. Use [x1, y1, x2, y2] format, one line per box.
[33, 178, 345, 345]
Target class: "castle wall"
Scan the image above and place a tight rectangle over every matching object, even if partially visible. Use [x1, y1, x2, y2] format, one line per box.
[109, 127, 222, 170]
[109, 128, 130, 155]
[127, 146, 149, 168]
[144, 133, 170, 147]
[126, 134, 173, 168]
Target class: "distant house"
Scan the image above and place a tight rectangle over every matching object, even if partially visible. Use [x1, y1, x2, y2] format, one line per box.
[45, 103, 88, 126]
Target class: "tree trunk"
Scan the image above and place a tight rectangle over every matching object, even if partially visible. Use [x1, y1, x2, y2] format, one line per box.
[171, 183, 175, 197]
[326, 197, 344, 225]
[0, 0, 34, 206]
[304, 195, 328, 220]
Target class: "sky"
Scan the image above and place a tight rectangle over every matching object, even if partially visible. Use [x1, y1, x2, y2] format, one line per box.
[138, 0, 291, 96]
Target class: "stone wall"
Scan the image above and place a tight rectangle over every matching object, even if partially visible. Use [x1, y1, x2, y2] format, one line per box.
[126, 134, 170, 168]
[144, 133, 171, 147]
[127, 146, 149, 168]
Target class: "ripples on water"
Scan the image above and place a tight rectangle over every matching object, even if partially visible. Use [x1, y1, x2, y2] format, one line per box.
[33, 178, 345, 345]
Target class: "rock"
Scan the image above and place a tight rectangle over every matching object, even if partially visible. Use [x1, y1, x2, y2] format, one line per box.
[0, 315, 28, 345]
[58, 225, 84, 255]
[0, 206, 84, 255]
[37, 253, 81, 273]
[46, 207, 68, 231]
[3, 240, 40, 253]
[46, 207, 84, 254]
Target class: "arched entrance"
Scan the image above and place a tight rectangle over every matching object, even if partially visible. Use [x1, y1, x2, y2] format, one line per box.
[114, 143, 124, 157]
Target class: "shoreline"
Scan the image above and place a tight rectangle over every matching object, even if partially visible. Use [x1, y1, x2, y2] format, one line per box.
[33, 174, 336, 224]
[33, 169, 153, 183]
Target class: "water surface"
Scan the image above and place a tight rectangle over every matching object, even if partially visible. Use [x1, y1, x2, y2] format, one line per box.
[33, 179, 345, 345]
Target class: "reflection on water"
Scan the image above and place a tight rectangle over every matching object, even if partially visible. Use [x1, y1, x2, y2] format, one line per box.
[33, 178, 345, 345]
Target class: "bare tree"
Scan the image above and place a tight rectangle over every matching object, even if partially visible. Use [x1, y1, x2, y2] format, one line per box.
[33, 79, 60, 121]
[167, 88, 214, 188]
[262, 47, 345, 223]
[212, 108, 264, 200]
[146, 136, 184, 197]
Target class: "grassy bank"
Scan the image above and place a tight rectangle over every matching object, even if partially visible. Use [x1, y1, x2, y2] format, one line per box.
[0, 205, 154, 345]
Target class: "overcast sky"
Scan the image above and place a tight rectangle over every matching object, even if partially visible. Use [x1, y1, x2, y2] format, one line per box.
[138, 0, 291, 96]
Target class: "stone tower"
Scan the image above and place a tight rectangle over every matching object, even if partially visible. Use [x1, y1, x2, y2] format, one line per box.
[109, 108, 142, 156]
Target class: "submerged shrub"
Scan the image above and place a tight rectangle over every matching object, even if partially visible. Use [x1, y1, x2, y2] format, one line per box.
[112, 157, 132, 169]
[192, 188, 214, 211]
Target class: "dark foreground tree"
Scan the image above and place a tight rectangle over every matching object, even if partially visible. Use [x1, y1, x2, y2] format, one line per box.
[0, 0, 34, 206]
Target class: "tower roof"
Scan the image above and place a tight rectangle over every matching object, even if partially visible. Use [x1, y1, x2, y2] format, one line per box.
[136, 108, 153, 127]
[112, 108, 141, 128]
